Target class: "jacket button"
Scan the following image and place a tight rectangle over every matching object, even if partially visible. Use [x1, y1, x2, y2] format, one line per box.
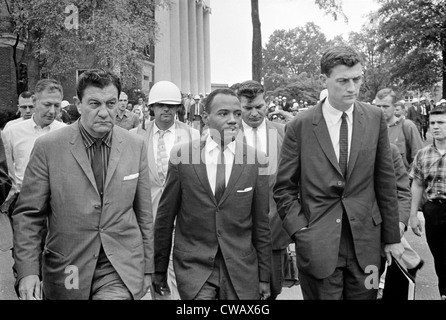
[94, 205, 101, 209]
[336, 218, 341, 224]
[337, 181, 343, 186]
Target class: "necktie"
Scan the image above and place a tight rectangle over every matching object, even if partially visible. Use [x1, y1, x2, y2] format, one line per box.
[339, 112, 348, 178]
[92, 139, 104, 199]
[157, 130, 169, 184]
[215, 147, 226, 203]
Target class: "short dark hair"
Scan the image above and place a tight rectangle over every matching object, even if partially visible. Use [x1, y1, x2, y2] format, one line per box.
[76, 69, 121, 102]
[236, 80, 265, 103]
[321, 45, 363, 76]
[18, 90, 34, 100]
[375, 88, 398, 105]
[430, 106, 446, 116]
[34, 79, 63, 98]
[204, 88, 237, 114]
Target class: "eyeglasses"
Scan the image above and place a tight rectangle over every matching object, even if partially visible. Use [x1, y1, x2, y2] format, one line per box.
[19, 105, 34, 109]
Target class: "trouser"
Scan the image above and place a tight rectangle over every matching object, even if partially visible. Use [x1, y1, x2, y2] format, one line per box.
[423, 200, 446, 296]
[267, 248, 288, 300]
[299, 212, 378, 300]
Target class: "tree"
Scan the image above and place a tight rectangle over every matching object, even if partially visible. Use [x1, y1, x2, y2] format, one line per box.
[9, 0, 168, 90]
[376, 0, 446, 97]
[250, 0, 346, 83]
[263, 22, 329, 79]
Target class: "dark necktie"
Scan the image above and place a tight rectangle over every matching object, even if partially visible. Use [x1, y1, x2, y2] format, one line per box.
[215, 147, 226, 203]
[92, 139, 104, 199]
[339, 112, 348, 178]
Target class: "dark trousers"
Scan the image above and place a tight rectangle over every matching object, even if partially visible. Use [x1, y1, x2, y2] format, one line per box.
[268, 248, 288, 300]
[194, 249, 239, 300]
[299, 212, 378, 300]
[423, 201, 446, 296]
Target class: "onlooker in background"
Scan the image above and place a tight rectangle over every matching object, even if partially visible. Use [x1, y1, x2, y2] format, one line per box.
[133, 97, 145, 119]
[0, 134, 11, 207]
[237, 80, 294, 300]
[419, 97, 431, 141]
[12, 69, 153, 300]
[58, 100, 72, 124]
[407, 98, 423, 137]
[130, 80, 199, 300]
[154, 88, 272, 300]
[188, 94, 204, 132]
[126, 103, 133, 112]
[394, 101, 407, 119]
[279, 97, 290, 112]
[274, 45, 403, 300]
[1, 79, 67, 219]
[410, 105, 446, 300]
[64, 97, 81, 124]
[114, 92, 140, 130]
[375, 88, 423, 171]
[3, 91, 35, 131]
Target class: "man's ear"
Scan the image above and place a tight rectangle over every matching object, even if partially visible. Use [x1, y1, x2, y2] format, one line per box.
[319, 74, 327, 87]
[201, 111, 209, 125]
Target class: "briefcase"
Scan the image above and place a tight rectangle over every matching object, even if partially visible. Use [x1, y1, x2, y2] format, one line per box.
[0, 213, 13, 251]
[382, 257, 415, 300]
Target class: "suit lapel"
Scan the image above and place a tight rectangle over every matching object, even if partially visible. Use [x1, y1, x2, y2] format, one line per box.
[312, 102, 343, 176]
[219, 141, 245, 205]
[346, 103, 365, 180]
[192, 140, 217, 205]
[69, 125, 98, 193]
[104, 128, 123, 190]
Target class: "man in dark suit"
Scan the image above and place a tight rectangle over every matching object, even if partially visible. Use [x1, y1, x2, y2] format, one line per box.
[0, 134, 11, 207]
[154, 88, 272, 300]
[273, 45, 404, 300]
[237, 80, 293, 300]
[407, 98, 423, 137]
[12, 69, 153, 300]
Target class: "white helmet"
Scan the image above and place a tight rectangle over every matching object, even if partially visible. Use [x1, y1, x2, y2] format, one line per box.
[148, 81, 181, 105]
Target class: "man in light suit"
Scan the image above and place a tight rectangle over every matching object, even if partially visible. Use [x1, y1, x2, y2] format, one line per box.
[273, 45, 404, 300]
[237, 80, 293, 300]
[130, 80, 199, 299]
[12, 69, 153, 300]
[154, 88, 272, 300]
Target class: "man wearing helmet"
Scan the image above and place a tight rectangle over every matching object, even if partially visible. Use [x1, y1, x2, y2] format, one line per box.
[130, 80, 199, 299]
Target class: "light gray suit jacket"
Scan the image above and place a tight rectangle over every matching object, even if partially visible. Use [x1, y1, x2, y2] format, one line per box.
[12, 122, 153, 300]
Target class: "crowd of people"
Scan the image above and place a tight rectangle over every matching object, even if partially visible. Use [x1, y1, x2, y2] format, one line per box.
[0, 44, 446, 301]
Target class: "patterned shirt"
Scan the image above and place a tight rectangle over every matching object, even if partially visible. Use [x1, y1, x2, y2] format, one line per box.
[409, 144, 446, 200]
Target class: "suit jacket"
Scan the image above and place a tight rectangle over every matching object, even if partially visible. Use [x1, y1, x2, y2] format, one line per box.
[242, 120, 292, 250]
[12, 122, 153, 300]
[154, 137, 272, 300]
[188, 102, 204, 122]
[130, 120, 200, 217]
[273, 99, 400, 279]
[0, 134, 11, 204]
[407, 105, 423, 124]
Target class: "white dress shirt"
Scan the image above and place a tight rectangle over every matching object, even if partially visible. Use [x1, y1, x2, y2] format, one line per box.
[152, 122, 176, 162]
[242, 118, 267, 155]
[204, 135, 236, 195]
[322, 100, 353, 164]
[2, 116, 66, 198]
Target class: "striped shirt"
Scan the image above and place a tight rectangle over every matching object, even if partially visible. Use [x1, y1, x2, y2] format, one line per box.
[410, 144, 446, 200]
[78, 121, 112, 187]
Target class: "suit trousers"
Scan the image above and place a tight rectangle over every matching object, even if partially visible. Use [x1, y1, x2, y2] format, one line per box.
[299, 211, 378, 300]
[268, 248, 288, 300]
[193, 249, 239, 300]
[423, 200, 446, 296]
[89, 268, 132, 300]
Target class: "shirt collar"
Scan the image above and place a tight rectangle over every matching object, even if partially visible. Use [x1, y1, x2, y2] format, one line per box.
[153, 121, 176, 135]
[78, 120, 112, 149]
[242, 118, 266, 132]
[323, 100, 354, 124]
[205, 134, 236, 155]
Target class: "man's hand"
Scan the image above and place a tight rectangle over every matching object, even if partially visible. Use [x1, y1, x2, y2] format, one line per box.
[410, 214, 424, 236]
[18, 275, 41, 300]
[152, 272, 169, 296]
[399, 222, 406, 238]
[259, 281, 270, 300]
[142, 274, 152, 295]
[384, 242, 404, 266]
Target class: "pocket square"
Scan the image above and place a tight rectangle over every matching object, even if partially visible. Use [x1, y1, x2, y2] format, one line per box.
[123, 173, 139, 181]
[237, 187, 253, 193]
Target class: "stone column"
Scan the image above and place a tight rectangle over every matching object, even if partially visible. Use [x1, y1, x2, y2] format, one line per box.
[169, 0, 181, 89]
[188, 0, 198, 95]
[154, 6, 171, 82]
[203, 3, 211, 93]
[196, 2, 205, 95]
[179, 0, 190, 93]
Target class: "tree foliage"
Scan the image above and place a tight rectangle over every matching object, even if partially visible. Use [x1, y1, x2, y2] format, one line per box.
[9, 0, 168, 87]
[376, 0, 446, 96]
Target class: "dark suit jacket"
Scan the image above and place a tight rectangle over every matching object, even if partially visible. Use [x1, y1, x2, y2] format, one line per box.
[12, 123, 153, 300]
[390, 143, 410, 227]
[273, 100, 400, 279]
[154, 137, 272, 300]
[0, 134, 11, 204]
[188, 102, 204, 123]
[407, 105, 423, 124]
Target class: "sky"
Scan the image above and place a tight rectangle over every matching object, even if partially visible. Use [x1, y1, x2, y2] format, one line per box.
[209, 0, 380, 86]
